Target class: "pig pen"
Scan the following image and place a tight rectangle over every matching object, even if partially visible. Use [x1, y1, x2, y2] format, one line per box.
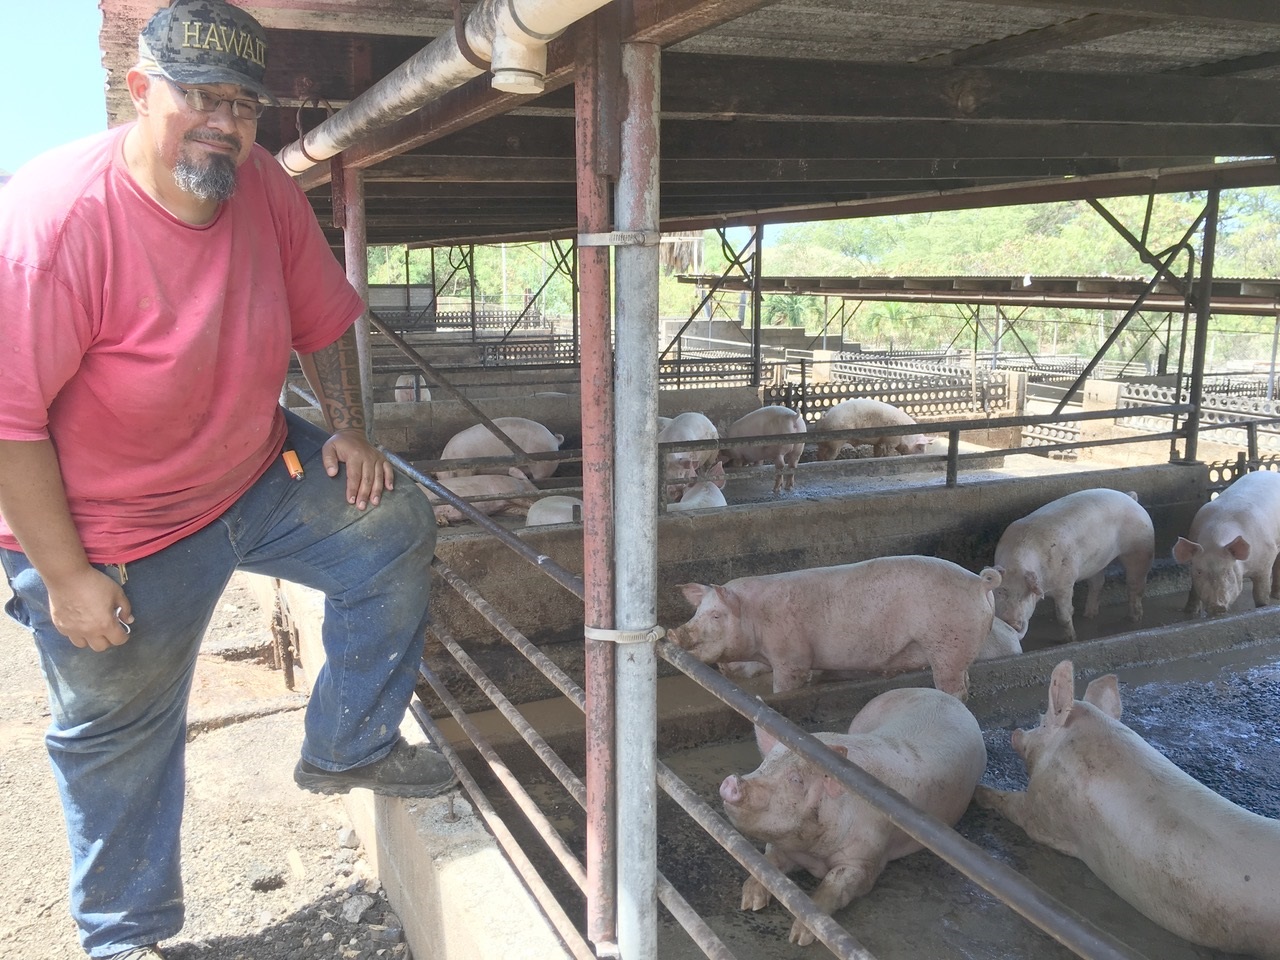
[403, 458, 1280, 959]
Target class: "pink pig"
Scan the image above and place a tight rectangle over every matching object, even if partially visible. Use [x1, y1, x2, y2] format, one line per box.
[721, 687, 986, 946]
[978, 660, 1280, 959]
[814, 398, 930, 461]
[721, 405, 807, 494]
[669, 556, 1001, 698]
[1173, 469, 1280, 615]
[437, 417, 564, 481]
[420, 468, 538, 526]
[993, 488, 1154, 641]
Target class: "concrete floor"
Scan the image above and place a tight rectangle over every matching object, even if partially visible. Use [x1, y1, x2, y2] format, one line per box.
[466, 577, 1280, 960]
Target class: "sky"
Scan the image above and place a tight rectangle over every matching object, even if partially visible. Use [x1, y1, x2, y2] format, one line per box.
[1, 2, 109, 174]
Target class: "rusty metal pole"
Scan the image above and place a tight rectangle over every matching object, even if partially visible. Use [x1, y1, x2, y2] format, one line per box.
[614, 39, 661, 960]
[575, 9, 620, 952]
[1184, 188, 1219, 463]
[342, 165, 376, 436]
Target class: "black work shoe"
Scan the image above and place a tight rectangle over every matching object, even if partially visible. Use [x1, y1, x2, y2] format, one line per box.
[294, 737, 459, 798]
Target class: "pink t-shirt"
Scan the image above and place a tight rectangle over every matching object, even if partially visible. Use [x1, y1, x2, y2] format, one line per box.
[0, 125, 364, 562]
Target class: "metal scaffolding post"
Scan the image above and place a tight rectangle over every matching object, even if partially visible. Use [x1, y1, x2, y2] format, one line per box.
[575, 7, 621, 950]
[1184, 188, 1220, 463]
[341, 164, 375, 435]
[614, 39, 661, 960]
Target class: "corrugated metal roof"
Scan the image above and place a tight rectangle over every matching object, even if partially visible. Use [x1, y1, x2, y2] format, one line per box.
[96, 0, 1280, 247]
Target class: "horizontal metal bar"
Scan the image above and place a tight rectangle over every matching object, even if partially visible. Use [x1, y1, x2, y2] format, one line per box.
[656, 640, 1151, 960]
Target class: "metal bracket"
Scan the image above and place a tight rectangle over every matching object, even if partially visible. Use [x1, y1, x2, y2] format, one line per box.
[577, 231, 660, 248]
[583, 624, 664, 645]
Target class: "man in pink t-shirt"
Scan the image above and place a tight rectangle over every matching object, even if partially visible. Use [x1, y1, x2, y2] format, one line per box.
[0, 3, 455, 958]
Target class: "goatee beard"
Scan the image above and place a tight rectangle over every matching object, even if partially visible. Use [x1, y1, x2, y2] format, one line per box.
[174, 150, 238, 203]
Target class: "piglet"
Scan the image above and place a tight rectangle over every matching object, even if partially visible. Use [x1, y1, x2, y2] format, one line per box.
[993, 488, 1154, 641]
[1173, 469, 1280, 615]
[669, 556, 1001, 698]
[721, 687, 986, 946]
[978, 660, 1280, 959]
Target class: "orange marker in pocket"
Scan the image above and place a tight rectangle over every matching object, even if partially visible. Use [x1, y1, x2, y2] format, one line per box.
[282, 448, 304, 480]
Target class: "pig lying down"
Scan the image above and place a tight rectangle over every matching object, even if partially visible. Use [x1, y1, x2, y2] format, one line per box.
[1173, 469, 1280, 615]
[978, 660, 1280, 959]
[667, 461, 728, 512]
[437, 416, 564, 481]
[420, 469, 538, 526]
[524, 495, 585, 527]
[993, 488, 1154, 642]
[814, 398, 931, 461]
[721, 687, 987, 946]
[669, 556, 1001, 698]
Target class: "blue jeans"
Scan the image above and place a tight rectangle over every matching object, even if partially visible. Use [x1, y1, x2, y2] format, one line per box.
[1, 410, 437, 957]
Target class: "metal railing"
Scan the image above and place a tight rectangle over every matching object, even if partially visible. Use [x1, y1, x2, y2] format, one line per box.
[384, 436, 1163, 960]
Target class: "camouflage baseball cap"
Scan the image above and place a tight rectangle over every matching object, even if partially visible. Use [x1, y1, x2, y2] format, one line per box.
[138, 0, 275, 102]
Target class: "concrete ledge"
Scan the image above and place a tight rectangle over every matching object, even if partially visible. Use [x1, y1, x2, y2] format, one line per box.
[245, 574, 576, 960]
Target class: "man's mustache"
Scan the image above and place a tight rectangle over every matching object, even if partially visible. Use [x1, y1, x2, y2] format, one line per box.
[185, 132, 242, 152]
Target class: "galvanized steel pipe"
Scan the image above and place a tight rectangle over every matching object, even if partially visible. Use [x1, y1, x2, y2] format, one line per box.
[613, 40, 662, 960]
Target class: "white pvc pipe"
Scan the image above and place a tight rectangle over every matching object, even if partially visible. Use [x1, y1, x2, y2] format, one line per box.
[275, 0, 615, 176]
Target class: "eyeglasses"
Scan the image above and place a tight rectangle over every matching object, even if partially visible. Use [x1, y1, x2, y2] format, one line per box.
[156, 75, 266, 120]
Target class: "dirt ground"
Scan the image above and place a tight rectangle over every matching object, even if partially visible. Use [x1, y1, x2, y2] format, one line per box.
[0, 573, 414, 960]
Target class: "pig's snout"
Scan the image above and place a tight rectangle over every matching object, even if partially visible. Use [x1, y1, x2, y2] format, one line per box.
[720, 775, 746, 805]
[667, 624, 688, 648]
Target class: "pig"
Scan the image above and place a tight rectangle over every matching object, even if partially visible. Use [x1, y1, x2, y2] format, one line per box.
[393, 373, 430, 402]
[667, 462, 727, 512]
[658, 411, 720, 499]
[1172, 469, 1280, 615]
[814, 398, 931, 461]
[721, 687, 987, 946]
[437, 417, 564, 481]
[721, 405, 807, 494]
[718, 615, 1021, 689]
[524, 495, 585, 527]
[669, 556, 1002, 698]
[977, 660, 1280, 959]
[421, 468, 538, 526]
[993, 489, 1155, 642]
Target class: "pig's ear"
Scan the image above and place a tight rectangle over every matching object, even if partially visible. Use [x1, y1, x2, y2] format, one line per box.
[1024, 570, 1044, 599]
[708, 461, 727, 488]
[1083, 674, 1122, 719]
[678, 583, 710, 607]
[1226, 535, 1252, 561]
[1172, 537, 1201, 564]
[1046, 660, 1076, 728]
[754, 724, 780, 758]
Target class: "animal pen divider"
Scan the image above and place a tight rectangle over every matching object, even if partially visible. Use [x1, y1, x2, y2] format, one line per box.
[388, 446, 1162, 960]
